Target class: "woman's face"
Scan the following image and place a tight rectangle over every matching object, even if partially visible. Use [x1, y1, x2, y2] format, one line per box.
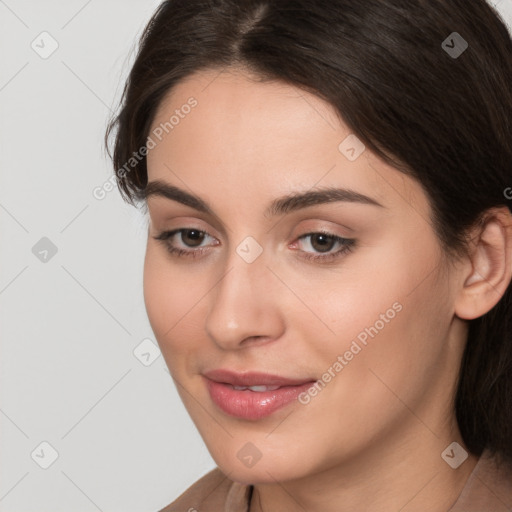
[143, 68, 467, 483]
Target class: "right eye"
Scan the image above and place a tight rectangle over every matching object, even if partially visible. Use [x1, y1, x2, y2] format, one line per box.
[153, 228, 218, 258]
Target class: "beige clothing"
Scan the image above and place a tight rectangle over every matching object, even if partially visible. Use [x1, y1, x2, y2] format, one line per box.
[159, 450, 512, 511]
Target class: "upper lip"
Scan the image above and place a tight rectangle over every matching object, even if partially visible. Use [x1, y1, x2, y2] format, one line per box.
[203, 369, 315, 387]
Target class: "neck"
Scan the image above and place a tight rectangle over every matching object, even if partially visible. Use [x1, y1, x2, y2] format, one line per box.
[249, 419, 479, 512]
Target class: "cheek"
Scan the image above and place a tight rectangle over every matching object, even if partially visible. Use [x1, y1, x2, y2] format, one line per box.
[142, 246, 207, 362]
[288, 250, 413, 364]
[143, 247, 171, 334]
[309, 236, 447, 371]
[317, 250, 451, 421]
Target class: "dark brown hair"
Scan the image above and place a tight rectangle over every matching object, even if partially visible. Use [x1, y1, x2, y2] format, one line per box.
[105, 0, 512, 467]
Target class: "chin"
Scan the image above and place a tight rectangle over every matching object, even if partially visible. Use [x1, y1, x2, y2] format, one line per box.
[211, 448, 311, 485]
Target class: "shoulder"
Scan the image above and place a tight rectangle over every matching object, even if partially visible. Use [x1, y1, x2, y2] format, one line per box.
[450, 449, 512, 512]
[157, 467, 251, 512]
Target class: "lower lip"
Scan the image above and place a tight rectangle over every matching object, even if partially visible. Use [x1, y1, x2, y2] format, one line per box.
[204, 377, 316, 420]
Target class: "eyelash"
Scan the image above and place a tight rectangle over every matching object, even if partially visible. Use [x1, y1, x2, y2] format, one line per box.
[153, 228, 356, 263]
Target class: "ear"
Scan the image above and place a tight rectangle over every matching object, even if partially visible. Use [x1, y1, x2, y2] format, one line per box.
[454, 206, 512, 320]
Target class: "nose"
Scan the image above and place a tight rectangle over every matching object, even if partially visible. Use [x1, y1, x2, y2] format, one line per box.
[204, 247, 285, 350]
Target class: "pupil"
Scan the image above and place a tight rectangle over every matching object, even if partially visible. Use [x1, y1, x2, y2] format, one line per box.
[183, 230, 204, 247]
[312, 234, 334, 253]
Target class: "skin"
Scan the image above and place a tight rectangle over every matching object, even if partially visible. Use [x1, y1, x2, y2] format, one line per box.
[143, 67, 512, 512]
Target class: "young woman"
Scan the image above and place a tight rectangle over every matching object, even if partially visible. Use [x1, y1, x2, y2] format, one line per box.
[105, 0, 512, 510]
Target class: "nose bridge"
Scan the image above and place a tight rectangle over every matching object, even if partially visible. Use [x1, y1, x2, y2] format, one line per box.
[204, 239, 283, 348]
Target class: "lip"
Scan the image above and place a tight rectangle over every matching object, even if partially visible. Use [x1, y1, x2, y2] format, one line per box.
[203, 369, 317, 420]
[203, 369, 314, 387]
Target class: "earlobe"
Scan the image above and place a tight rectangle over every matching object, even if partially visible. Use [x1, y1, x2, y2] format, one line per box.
[454, 207, 512, 321]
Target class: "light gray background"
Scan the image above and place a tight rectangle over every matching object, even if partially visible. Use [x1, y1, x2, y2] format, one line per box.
[1, 1, 511, 511]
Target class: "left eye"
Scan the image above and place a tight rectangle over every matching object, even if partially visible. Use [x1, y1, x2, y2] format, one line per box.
[153, 228, 355, 262]
[294, 232, 355, 262]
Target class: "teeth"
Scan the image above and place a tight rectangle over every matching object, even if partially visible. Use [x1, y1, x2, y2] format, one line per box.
[232, 385, 281, 392]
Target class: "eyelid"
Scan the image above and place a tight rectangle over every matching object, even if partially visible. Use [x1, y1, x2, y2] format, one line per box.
[152, 221, 350, 247]
[147, 207, 231, 238]
[153, 226, 356, 264]
[289, 217, 355, 235]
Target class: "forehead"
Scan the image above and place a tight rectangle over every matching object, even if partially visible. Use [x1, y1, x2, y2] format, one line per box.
[146, 68, 430, 220]
[149, 67, 342, 161]
[152, 67, 338, 127]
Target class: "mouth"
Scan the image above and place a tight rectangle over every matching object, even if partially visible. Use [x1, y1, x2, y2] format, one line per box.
[202, 369, 317, 420]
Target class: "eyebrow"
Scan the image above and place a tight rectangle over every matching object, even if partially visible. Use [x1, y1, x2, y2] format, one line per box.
[143, 180, 385, 217]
